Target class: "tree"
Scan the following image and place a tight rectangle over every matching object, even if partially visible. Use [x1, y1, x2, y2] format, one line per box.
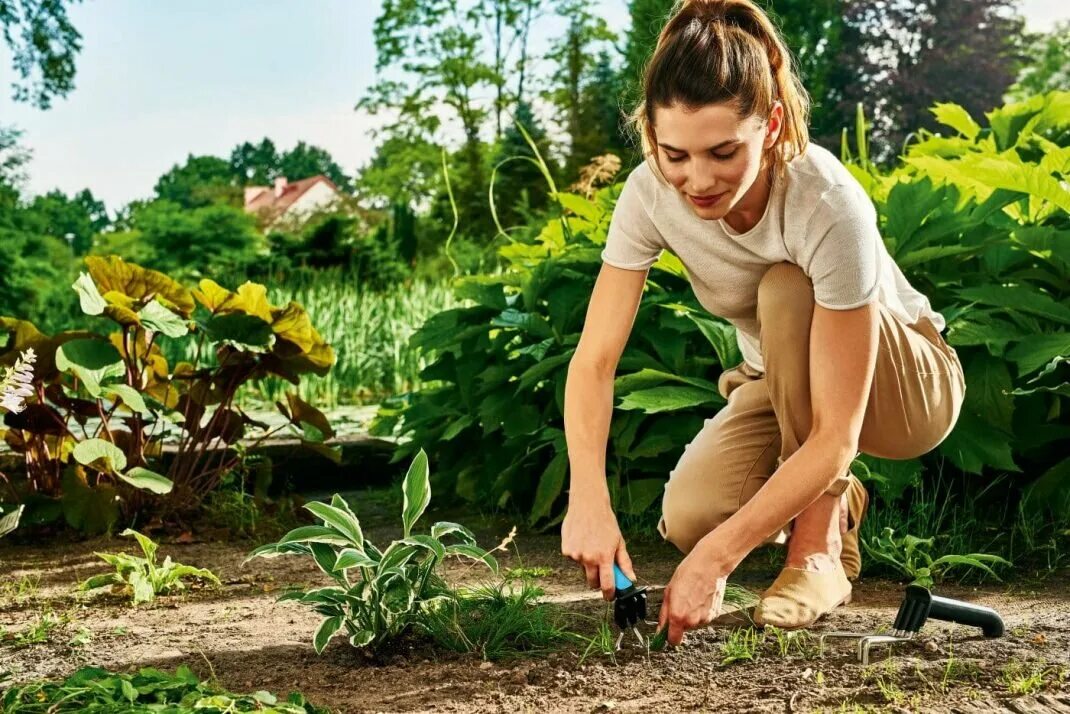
[229, 138, 279, 186]
[0, 125, 31, 186]
[833, 0, 1026, 162]
[543, 0, 617, 179]
[106, 200, 264, 276]
[230, 138, 351, 190]
[759, 0, 851, 149]
[573, 51, 632, 170]
[360, 0, 500, 234]
[620, 0, 677, 107]
[1007, 21, 1070, 101]
[154, 155, 241, 209]
[1, 0, 82, 109]
[356, 131, 442, 210]
[20, 188, 107, 254]
[278, 141, 351, 191]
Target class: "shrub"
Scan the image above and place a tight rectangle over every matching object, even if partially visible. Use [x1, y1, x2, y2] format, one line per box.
[0, 255, 336, 532]
[376, 91, 1070, 527]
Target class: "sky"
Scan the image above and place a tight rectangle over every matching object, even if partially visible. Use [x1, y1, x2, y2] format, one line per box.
[0, 0, 1065, 211]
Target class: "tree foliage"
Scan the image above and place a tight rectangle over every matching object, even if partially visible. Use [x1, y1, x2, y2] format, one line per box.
[0, 0, 82, 109]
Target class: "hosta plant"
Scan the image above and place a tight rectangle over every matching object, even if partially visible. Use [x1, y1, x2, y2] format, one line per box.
[0, 255, 336, 532]
[245, 449, 499, 653]
[80, 528, 220, 605]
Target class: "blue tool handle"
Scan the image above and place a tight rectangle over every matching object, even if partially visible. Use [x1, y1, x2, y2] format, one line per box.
[612, 563, 633, 591]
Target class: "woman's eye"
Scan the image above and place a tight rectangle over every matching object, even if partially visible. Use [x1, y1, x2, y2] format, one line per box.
[666, 153, 686, 163]
[712, 149, 738, 161]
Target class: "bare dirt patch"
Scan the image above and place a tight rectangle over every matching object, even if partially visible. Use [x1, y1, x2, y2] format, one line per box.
[1, 504, 1067, 713]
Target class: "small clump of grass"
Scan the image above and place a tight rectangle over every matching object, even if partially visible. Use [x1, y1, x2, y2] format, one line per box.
[1001, 659, 1065, 695]
[0, 612, 63, 649]
[0, 575, 40, 603]
[426, 579, 579, 661]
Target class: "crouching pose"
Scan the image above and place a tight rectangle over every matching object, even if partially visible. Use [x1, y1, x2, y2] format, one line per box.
[560, 0, 964, 646]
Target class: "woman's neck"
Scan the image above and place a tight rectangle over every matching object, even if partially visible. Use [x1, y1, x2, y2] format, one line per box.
[723, 161, 774, 234]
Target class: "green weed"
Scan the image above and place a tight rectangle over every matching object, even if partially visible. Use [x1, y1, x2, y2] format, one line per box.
[426, 579, 578, 660]
[80, 529, 220, 605]
[0, 665, 327, 713]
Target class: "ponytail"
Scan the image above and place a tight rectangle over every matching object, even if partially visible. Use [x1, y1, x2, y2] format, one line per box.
[627, 0, 810, 183]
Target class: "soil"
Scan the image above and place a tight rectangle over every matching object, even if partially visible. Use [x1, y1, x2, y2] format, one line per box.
[0, 495, 1067, 714]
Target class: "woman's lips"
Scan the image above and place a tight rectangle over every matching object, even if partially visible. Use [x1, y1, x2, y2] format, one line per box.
[688, 191, 726, 208]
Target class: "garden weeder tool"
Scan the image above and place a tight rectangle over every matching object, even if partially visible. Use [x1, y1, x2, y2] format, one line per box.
[818, 584, 1004, 664]
[612, 563, 648, 649]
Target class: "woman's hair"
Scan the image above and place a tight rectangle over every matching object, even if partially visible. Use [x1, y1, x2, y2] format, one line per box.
[627, 0, 810, 183]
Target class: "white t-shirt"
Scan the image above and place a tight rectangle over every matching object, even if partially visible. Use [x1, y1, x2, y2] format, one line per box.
[601, 143, 945, 373]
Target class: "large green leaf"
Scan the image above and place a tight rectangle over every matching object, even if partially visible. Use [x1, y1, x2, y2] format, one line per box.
[529, 449, 568, 524]
[205, 313, 274, 351]
[938, 411, 1018, 475]
[72, 272, 107, 316]
[105, 385, 152, 416]
[278, 525, 352, 547]
[614, 368, 719, 396]
[85, 255, 195, 315]
[72, 438, 128, 474]
[617, 384, 724, 414]
[931, 102, 981, 140]
[61, 468, 119, 535]
[957, 286, 1070, 324]
[313, 616, 343, 654]
[1022, 457, 1070, 519]
[305, 498, 363, 549]
[683, 312, 742, 367]
[137, 300, 189, 338]
[962, 353, 1014, 433]
[401, 449, 431, 538]
[118, 467, 173, 495]
[618, 479, 665, 515]
[1007, 333, 1070, 376]
[55, 339, 124, 397]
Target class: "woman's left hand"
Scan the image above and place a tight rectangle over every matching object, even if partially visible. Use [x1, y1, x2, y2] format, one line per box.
[657, 533, 737, 646]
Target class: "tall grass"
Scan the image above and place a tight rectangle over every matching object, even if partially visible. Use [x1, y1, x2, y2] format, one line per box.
[167, 266, 458, 409]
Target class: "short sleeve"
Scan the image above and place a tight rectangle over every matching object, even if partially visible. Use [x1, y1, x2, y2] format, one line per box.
[797, 183, 882, 310]
[601, 166, 666, 271]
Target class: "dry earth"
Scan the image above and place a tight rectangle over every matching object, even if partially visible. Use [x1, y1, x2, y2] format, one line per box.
[0, 497, 1067, 713]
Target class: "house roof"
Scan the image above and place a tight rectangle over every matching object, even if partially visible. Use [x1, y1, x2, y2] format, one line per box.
[243, 175, 339, 215]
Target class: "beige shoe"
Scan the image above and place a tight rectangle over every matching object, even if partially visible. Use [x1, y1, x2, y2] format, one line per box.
[840, 474, 869, 581]
[752, 561, 852, 630]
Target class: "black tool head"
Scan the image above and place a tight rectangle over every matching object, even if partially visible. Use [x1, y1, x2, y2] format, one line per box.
[613, 585, 648, 630]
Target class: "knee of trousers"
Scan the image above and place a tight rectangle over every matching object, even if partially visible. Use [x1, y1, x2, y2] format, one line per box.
[659, 482, 794, 553]
[658, 477, 737, 555]
[756, 262, 815, 331]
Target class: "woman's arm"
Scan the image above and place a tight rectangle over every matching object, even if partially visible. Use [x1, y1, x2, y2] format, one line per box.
[561, 262, 649, 600]
[702, 300, 880, 571]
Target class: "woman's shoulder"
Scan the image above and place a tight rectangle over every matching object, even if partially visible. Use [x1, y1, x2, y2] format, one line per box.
[782, 143, 873, 219]
[617, 159, 668, 214]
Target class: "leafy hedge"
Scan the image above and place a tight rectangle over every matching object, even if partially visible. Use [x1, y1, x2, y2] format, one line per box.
[374, 91, 1070, 526]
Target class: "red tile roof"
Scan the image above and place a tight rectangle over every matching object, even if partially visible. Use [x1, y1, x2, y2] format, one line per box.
[243, 175, 339, 216]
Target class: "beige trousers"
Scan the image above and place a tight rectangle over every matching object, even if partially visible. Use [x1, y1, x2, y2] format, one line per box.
[657, 263, 966, 553]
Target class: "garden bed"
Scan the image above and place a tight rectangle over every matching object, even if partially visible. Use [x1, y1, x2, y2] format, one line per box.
[0, 496, 1066, 713]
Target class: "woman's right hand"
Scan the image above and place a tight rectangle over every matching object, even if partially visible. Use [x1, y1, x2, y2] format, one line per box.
[561, 494, 636, 601]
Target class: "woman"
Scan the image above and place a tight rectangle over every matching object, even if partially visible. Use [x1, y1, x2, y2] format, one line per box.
[560, 0, 965, 646]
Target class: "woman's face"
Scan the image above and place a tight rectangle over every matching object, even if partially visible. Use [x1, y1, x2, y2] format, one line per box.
[651, 100, 782, 220]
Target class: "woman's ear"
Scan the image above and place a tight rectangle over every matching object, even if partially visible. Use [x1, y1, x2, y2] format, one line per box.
[763, 100, 784, 149]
